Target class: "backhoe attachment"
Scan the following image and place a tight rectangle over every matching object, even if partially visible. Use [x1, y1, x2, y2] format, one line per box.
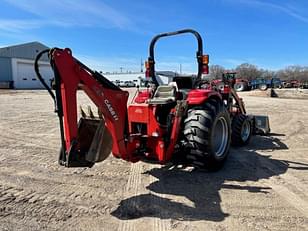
[35, 48, 129, 167]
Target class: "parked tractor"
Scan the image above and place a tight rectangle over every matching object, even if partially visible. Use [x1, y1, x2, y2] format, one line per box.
[300, 81, 308, 89]
[250, 78, 282, 91]
[34, 29, 269, 170]
[225, 72, 250, 92]
[211, 72, 250, 92]
[282, 80, 300, 88]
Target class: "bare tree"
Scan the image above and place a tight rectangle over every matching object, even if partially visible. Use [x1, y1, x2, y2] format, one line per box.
[209, 65, 225, 79]
[207, 63, 308, 82]
[259, 69, 275, 80]
[276, 66, 308, 81]
[235, 63, 261, 81]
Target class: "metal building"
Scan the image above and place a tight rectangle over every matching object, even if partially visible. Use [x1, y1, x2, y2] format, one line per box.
[0, 41, 53, 89]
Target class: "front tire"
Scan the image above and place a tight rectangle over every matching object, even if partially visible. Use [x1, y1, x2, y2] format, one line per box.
[231, 114, 252, 146]
[184, 99, 231, 170]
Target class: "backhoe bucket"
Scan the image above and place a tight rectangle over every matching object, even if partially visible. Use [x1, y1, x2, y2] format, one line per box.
[77, 117, 113, 163]
[251, 115, 270, 135]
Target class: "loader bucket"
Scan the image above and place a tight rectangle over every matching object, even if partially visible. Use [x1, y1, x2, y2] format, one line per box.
[77, 117, 113, 163]
[251, 115, 270, 135]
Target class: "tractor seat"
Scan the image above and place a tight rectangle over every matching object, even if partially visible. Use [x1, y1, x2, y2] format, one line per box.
[148, 85, 176, 104]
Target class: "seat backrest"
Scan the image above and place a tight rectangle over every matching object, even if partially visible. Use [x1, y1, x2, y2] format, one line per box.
[173, 76, 194, 89]
[154, 85, 176, 98]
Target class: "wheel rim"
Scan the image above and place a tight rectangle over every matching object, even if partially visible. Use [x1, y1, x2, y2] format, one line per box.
[260, 84, 267, 90]
[212, 117, 229, 157]
[218, 84, 224, 90]
[235, 83, 244, 91]
[241, 120, 251, 142]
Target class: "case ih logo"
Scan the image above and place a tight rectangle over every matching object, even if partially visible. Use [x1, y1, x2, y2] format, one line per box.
[104, 99, 119, 121]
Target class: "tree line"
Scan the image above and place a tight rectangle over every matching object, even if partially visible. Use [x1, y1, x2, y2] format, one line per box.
[209, 63, 308, 82]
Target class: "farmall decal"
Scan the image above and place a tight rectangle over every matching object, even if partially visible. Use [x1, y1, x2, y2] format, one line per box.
[104, 99, 119, 121]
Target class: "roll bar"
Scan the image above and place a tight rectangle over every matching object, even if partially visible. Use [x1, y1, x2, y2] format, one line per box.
[148, 29, 204, 85]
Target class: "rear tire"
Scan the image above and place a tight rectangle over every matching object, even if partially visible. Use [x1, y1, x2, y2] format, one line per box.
[234, 82, 246, 92]
[259, 83, 268, 91]
[231, 114, 252, 146]
[184, 99, 231, 170]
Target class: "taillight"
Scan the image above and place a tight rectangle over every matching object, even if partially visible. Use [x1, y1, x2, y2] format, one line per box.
[202, 54, 209, 74]
[145, 69, 150, 78]
[202, 65, 209, 74]
[145, 61, 150, 78]
[202, 55, 209, 64]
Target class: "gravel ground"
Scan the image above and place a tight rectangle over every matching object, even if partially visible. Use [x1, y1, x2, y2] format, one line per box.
[0, 89, 307, 231]
[243, 88, 308, 99]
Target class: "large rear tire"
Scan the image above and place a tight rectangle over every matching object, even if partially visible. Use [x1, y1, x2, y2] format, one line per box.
[231, 114, 252, 146]
[234, 82, 246, 92]
[184, 99, 231, 170]
[259, 83, 268, 91]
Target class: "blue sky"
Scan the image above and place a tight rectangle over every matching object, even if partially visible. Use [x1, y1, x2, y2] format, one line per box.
[0, 0, 307, 73]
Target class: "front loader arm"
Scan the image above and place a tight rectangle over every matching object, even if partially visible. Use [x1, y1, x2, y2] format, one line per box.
[49, 48, 130, 166]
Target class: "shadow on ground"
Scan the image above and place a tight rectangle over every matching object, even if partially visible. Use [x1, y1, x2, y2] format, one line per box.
[111, 134, 307, 221]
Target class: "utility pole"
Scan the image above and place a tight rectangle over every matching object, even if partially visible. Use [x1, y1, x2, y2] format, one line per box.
[180, 63, 182, 74]
[141, 58, 143, 73]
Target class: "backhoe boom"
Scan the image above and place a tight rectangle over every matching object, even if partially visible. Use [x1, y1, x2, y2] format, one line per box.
[49, 48, 130, 166]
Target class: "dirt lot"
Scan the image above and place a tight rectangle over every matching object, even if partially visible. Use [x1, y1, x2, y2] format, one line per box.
[0, 89, 307, 231]
[244, 88, 308, 99]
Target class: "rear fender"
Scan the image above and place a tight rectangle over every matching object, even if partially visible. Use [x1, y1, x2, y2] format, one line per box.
[133, 89, 151, 103]
[186, 89, 222, 105]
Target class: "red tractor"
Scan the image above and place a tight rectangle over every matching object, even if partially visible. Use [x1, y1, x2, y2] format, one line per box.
[211, 72, 250, 92]
[35, 29, 269, 170]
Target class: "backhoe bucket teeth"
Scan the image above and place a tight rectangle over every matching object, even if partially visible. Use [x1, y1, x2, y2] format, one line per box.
[88, 105, 95, 118]
[77, 117, 112, 164]
[80, 106, 86, 118]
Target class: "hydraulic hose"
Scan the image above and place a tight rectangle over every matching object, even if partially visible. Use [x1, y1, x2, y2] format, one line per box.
[34, 48, 67, 165]
[34, 49, 55, 101]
